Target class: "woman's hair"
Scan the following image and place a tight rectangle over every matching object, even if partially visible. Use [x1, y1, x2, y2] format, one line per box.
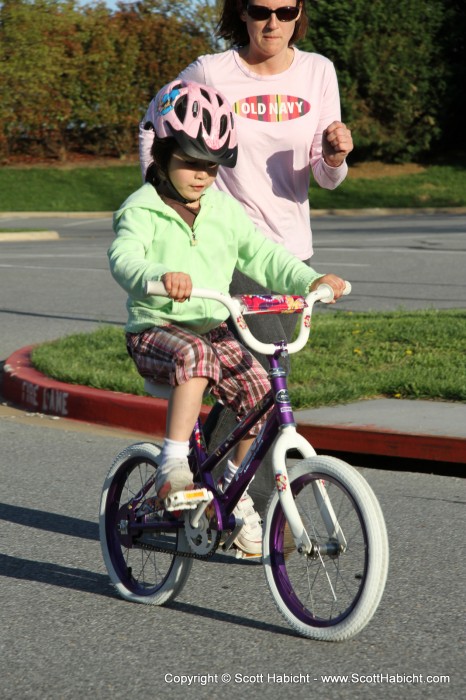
[217, 0, 308, 47]
[145, 135, 178, 187]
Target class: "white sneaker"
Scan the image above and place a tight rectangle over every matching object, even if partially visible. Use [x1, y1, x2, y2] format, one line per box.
[155, 458, 193, 499]
[233, 491, 262, 555]
[219, 478, 262, 555]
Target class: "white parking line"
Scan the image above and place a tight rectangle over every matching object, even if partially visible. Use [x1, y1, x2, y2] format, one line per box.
[312, 262, 369, 267]
[0, 264, 105, 271]
[62, 218, 112, 227]
[0, 253, 105, 259]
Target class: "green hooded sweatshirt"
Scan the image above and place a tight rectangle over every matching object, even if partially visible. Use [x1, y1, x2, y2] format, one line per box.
[109, 183, 323, 334]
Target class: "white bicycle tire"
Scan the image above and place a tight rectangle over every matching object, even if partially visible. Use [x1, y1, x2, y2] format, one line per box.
[263, 455, 389, 641]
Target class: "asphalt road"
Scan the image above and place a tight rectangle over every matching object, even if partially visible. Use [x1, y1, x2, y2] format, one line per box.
[0, 406, 464, 700]
[1, 212, 465, 699]
[311, 211, 466, 311]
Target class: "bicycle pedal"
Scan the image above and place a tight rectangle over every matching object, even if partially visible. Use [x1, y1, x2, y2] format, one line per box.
[164, 488, 211, 511]
[233, 548, 262, 560]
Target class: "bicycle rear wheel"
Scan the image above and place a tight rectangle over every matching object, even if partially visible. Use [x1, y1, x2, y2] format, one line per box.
[99, 443, 193, 605]
[263, 456, 388, 641]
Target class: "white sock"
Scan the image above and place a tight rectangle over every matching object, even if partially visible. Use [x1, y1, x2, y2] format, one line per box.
[222, 459, 239, 486]
[160, 438, 189, 464]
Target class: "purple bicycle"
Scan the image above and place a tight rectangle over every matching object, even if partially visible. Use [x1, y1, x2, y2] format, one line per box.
[99, 282, 388, 641]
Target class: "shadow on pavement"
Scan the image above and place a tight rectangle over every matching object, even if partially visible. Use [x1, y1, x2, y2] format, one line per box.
[0, 502, 98, 540]
[0, 552, 114, 598]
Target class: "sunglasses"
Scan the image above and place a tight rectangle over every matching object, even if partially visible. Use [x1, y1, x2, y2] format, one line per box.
[246, 4, 300, 22]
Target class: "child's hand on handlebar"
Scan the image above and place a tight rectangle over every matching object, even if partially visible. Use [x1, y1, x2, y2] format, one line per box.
[311, 274, 347, 303]
[161, 272, 193, 302]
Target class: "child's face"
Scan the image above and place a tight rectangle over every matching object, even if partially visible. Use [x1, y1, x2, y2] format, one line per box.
[167, 148, 219, 202]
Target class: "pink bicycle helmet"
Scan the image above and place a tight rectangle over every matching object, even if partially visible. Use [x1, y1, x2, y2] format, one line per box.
[149, 80, 238, 167]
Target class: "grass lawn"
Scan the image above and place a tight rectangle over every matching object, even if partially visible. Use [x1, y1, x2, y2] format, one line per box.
[30, 309, 466, 408]
[310, 164, 466, 209]
[0, 165, 140, 212]
[1, 161, 466, 211]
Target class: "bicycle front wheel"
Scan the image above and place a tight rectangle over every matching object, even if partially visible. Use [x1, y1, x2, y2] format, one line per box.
[99, 443, 193, 605]
[263, 456, 388, 641]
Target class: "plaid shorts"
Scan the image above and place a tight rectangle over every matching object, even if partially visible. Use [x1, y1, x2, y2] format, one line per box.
[126, 323, 271, 435]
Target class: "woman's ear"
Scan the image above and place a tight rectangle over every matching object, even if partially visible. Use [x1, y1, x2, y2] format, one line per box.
[239, 0, 247, 22]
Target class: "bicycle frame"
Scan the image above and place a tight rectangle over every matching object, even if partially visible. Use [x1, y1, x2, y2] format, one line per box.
[143, 280, 351, 555]
[187, 351, 346, 555]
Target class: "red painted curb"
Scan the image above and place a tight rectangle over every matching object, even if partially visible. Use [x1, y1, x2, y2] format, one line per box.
[3, 346, 466, 464]
[298, 424, 466, 464]
[2, 345, 210, 436]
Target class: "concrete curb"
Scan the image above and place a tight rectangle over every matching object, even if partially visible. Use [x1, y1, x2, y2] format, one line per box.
[314, 207, 466, 216]
[0, 231, 60, 242]
[1, 208, 465, 219]
[0, 212, 113, 219]
[3, 346, 466, 464]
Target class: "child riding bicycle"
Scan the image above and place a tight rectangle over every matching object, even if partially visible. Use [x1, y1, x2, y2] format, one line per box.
[108, 79, 346, 555]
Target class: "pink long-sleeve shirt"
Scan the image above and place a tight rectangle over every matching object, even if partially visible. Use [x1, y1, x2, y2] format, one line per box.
[140, 48, 347, 260]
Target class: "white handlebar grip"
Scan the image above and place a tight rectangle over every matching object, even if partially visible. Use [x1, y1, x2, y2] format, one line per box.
[145, 280, 167, 296]
[343, 281, 352, 296]
[319, 280, 352, 304]
[316, 283, 334, 303]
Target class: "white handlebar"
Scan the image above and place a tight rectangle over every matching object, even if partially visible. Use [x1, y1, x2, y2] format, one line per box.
[144, 280, 351, 356]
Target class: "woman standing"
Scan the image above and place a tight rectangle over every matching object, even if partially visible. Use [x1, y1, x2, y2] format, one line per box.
[139, 2, 353, 503]
[140, 1, 353, 269]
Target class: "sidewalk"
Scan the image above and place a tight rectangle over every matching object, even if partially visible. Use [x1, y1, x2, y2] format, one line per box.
[3, 345, 466, 465]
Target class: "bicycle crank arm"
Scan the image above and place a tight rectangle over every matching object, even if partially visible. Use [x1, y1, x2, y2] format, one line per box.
[221, 523, 262, 560]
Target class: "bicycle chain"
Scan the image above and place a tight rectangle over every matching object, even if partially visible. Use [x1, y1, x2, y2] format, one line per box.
[136, 529, 222, 561]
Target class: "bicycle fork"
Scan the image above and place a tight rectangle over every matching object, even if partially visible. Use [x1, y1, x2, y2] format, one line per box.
[267, 359, 348, 556]
[271, 426, 348, 555]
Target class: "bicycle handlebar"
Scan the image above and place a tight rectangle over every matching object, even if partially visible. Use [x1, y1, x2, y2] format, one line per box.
[145, 280, 351, 356]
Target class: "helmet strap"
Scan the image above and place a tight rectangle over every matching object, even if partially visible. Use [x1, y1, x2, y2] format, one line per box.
[158, 176, 201, 206]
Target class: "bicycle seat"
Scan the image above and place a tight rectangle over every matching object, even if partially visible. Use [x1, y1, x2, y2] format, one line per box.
[144, 378, 172, 400]
[144, 378, 211, 401]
